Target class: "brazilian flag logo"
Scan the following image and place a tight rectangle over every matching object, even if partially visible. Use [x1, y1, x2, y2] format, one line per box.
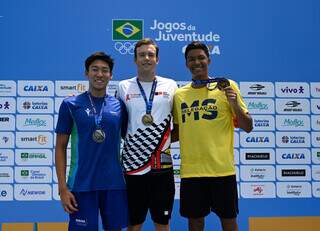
[21, 152, 29, 159]
[112, 19, 143, 41]
[21, 170, 29, 176]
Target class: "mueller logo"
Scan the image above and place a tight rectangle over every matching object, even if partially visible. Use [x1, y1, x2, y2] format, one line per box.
[248, 84, 267, 96]
[181, 99, 217, 123]
[248, 102, 268, 110]
[2, 136, 9, 143]
[282, 169, 306, 177]
[23, 85, 48, 92]
[281, 86, 304, 94]
[282, 153, 305, 159]
[245, 136, 269, 143]
[0, 101, 10, 109]
[0, 117, 9, 122]
[250, 84, 265, 91]
[246, 152, 270, 160]
[283, 101, 302, 112]
[285, 101, 300, 107]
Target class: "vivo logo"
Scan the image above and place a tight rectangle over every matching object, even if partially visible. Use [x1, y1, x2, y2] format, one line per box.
[281, 86, 304, 94]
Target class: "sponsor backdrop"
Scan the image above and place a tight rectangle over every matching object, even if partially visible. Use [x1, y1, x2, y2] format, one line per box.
[0, 0, 320, 230]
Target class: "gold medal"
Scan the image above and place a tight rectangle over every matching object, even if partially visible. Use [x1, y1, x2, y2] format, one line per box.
[142, 114, 154, 126]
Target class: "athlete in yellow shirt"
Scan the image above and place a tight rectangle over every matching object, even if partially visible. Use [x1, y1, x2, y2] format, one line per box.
[172, 41, 253, 231]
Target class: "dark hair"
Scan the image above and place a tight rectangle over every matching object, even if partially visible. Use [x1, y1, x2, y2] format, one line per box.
[85, 52, 114, 72]
[184, 41, 210, 61]
[134, 38, 159, 59]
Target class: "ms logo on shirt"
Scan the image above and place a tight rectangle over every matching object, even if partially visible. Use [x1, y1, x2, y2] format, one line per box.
[181, 99, 217, 123]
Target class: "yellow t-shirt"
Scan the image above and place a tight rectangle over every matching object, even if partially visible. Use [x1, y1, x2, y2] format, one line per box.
[173, 80, 248, 178]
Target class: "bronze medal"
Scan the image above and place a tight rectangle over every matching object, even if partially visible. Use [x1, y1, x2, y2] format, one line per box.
[217, 79, 230, 90]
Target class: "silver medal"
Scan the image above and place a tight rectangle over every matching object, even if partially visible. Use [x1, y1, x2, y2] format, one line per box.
[92, 129, 106, 143]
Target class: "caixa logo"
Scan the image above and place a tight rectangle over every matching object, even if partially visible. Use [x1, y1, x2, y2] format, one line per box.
[240, 132, 275, 147]
[18, 80, 54, 96]
[246, 136, 270, 143]
[172, 153, 180, 160]
[276, 132, 310, 147]
[252, 115, 275, 131]
[24, 85, 48, 92]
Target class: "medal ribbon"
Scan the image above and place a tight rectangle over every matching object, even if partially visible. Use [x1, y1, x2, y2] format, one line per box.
[87, 92, 107, 128]
[192, 77, 226, 86]
[136, 78, 157, 115]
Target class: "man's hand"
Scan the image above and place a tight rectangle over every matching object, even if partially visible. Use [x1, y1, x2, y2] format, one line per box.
[223, 86, 239, 109]
[59, 188, 78, 214]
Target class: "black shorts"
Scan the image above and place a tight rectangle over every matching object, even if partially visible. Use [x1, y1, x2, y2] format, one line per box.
[125, 169, 175, 225]
[180, 175, 238, 219]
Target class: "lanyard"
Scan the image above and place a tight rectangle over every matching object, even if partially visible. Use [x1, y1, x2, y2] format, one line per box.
[136, 78, 157, 115]
[87, 92, 107, 128]
[192, 77, 230, 89]
[192, 77, 220, 85]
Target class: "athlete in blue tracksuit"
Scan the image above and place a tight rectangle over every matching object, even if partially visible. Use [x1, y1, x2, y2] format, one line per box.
[55, 52, 128, 231]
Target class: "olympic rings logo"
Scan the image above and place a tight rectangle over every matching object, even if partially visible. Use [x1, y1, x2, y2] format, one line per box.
[114, 42, 136, 55]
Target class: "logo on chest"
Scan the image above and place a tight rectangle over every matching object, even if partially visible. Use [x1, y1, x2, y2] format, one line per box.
[180, 99, 218, 123]
[125, 92, 169, 101]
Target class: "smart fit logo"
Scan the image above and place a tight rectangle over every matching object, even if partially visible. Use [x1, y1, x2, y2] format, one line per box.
[112, 19, 143, 40]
